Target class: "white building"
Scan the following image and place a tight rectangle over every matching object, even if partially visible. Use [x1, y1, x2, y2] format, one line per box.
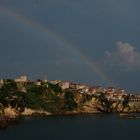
[106, 87, 116, 94]
[15, 76, 29, 83]
[50, 80, 61, 85]
[76, 84, 86, 90]
[0, 79, 4, 84]
[35, 81, 42, 86]
[60, 82, 70, 90]
[89, 88, 97, 95]
[43, 79, 48, 83]
[69, 83, 77, 89]
[118, 89, 126, 95]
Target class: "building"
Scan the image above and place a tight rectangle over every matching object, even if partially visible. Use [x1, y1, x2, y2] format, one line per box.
[129, 97, 140, 109]
[59, 82, 70, 90]
[35, 81, 42, 86]
[15, 76, 29, 83]
[43, 79, 48, 83]
[69, 83, 77, 89]
[0, 79, 4, 84]
[76, 84, 86, 90]
[95, 86, 103, 92]
[118, 89, 126, 95]
[88, 88, 97, 95]
[0, 79, 4, 88]
[106, 87, 115, 94]
[106, 93, 114, 100]
[34, 79, 42, 86]
[50, 80, 61, 85]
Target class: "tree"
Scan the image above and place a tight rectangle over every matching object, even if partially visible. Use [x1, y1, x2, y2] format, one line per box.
[26, 84, 45, 95]
[47, 83, 62, 94]
[122, 95, 130, 107]
[0, 79, 18, 106]
[95, 93, 112, 112]
[63, 91, 77, 111]
[0, 79, 17, 96]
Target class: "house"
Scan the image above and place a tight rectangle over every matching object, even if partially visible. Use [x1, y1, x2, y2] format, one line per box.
[34, 79, 42, 86]
[50, 80, 61, 85]
[106, 87, 115, 94]
[118, 89, 126, 95]
[81, 87, 89, 93]
[129, 97, 140, 109]
[0, 79, 4, 88]
[105, 92, 114, 99]
[69, 83, 77, 89]
[76, 84, 86, 90]
[43, 79, 48, 83]
[0, 79, 4, 84]
[59, 82, 70, 90]
[95, 86, 103, 92]
[90, 87, 98, 94]
[35, 81, 42, 86]
[15, 76, 29, 83]
[103, 88, 107, 93]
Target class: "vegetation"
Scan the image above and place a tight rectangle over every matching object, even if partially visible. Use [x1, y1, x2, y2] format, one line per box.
[0, 80, 77, 113]
[122, 95, 130, 107]
[0, 79, 133, 115]
[63, 90, 77, 111]
[92, 92, 113, 113]
[0, 79, 18, 107]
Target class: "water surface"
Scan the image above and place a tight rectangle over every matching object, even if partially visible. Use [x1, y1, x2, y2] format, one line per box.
[0, 114, 139, 140]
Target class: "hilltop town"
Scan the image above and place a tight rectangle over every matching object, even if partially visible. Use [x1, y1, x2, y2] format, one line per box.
[0, 75, 140, 128]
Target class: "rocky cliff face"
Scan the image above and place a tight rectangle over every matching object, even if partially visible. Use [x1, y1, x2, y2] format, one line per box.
[21, 108, 52, 116]
[78, 100, 101, 113]
[4, 106, 19, 119]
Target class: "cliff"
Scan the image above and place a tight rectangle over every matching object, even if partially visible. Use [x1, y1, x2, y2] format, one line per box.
[0, 78, 140, 129]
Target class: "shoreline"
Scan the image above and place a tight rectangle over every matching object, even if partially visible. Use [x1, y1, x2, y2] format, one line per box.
[1, 110, 140, 130]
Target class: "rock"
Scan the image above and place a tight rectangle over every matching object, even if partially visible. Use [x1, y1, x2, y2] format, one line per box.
[21, 108, 52, 116]
[123, 107, 130, 113]
[117, 104, 123, 112]
[79, 100, 100, 113]
[112, 103, 117, 109]
[0, 116, 7, 129]
[4, 106, 19, 119]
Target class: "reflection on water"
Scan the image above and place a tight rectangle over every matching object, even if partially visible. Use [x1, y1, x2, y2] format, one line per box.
[0, 114, 140, 140]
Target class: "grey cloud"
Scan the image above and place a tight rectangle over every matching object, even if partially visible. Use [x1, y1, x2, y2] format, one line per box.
[105, 41, 140, 70]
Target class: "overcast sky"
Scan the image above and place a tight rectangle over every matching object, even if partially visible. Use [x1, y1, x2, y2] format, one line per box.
[0, 0, 140, 93]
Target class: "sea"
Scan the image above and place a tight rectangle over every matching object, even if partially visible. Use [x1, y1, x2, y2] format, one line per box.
[0, 114, 140, 140]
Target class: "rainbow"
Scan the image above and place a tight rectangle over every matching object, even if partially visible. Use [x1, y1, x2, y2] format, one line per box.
[0, 5, 115, 86]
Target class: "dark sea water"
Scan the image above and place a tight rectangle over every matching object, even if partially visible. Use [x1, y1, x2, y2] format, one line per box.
[0, 114, 140, 140]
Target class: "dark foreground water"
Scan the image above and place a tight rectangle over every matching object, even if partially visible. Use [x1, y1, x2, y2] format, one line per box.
[0, 114, 140, 140]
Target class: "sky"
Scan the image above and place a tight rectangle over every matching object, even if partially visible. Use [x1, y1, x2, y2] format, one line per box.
[0, 0, 140, 93]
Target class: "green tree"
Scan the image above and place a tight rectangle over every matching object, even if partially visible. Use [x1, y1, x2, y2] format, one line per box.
[26, 84, 45, 95]
[0, 79, 18, 106]
[63, 91, 77, 111]
[47, 83, 62, 94]
[122, 95, 130, 107]
[95, 93, 112, 112]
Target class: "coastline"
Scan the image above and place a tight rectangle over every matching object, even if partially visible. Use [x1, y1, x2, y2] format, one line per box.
[1, 107, 140, 130]
[0, 78, 140, 129]
[0, 107, 102, 129]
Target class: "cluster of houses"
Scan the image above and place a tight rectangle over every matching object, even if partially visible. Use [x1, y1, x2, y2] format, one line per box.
[45, 79, 140, 103]
[50, 80, 127, 102]
[1, 76, 140, 103]
[0, 75, 46, 85]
